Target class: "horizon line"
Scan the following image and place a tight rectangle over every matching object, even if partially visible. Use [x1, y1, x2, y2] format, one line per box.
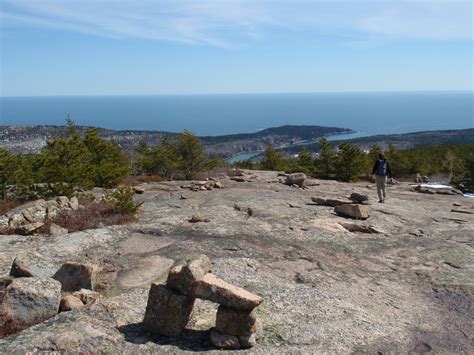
[1, 89, 473, 99]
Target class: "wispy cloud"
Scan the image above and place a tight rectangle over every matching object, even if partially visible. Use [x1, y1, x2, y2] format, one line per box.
[1, 0, 472, 46]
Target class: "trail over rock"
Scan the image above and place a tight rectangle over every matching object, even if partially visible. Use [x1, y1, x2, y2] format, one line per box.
[0, 170, 473, 353]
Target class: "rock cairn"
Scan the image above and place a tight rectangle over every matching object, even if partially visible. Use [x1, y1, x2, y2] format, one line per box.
[143, 255, 263, 350]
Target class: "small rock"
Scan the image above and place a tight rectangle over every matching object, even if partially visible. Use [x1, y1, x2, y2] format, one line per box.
[49, 223, 68, 236]
[0, 277, 62, 337]
[311, 197, 352, 207]
[133, 186, 146, 194]
[143, 283, 195, 337]
[285, 173, 306, 187]
[210, 329, 241, 350]
[53, 262, 98, 292]
[72, 289, 100, 305]
[180, 193, 188, 200]
[349, 192, 369, 204]
[453, 202, 462, 207]
[214, 181, 223, 189]
[334, 204, 370, 220]
[68, 196, 79, 210]
[17, 222, 44, 235]
[231, 177, 246, 182]
[289, 203, 301, 208]
[59, 295, 84, 312]
[189, 214, 210, 223]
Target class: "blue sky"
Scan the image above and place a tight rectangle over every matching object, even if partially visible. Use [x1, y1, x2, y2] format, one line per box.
[0, 0, 473, 96]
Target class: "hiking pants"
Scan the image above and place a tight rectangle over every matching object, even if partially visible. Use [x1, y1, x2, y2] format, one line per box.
[376, 175, 387, 201]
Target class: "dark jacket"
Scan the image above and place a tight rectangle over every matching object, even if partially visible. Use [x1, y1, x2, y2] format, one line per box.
[372, 159, 392, 177]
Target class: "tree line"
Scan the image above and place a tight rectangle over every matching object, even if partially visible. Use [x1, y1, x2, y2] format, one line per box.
[236, 138, 474, 190]
[1, 123, 473, 201]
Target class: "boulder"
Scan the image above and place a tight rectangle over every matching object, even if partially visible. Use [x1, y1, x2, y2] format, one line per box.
[0, 277, 62, 338]
[194, 273, 262, 311]
[8, 214, 26, 228]
[49, 223, 68, 236]
[334, 204, 369, 220]
[17, 222, 44, 235]
[59, 295, 84, 312]
[53, 262, 98, 292]
[210, 329, 241, 350]
[57, 196, 69, 207]
[143, 283, 195, 337]
[68, 196, 79, 210]
[45, 200, 60, 219]
[0, 276, 13, 303]
[215, 305, 258, 336]
[285, 173, 306, 187]
[349, 192, 369, 204]
[311, 197, 352, 207]
[0, 216, 9, 228]
[10, 252, 57, 278]
[21, 203, 47, 223]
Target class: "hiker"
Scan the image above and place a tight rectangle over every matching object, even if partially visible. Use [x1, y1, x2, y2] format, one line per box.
[372, 153, 392, 203]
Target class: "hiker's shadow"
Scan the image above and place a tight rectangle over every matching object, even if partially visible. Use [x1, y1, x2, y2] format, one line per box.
[117, 322, 214, 352]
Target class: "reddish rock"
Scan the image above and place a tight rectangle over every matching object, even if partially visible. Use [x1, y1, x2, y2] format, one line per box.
[215, 305, 258, 336]
[334, 204, 370, 220]
[53, 262, 98, 292]
[59, 295, 84, 312]
[143, 283, 195, 337]
[194, 273, 262, 311]
[210, 329, 241, 350]
[0, 278, 61, 338]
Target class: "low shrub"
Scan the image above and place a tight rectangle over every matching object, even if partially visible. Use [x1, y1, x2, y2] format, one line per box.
[39, 200, 136, 233]
[104, 186, 143, 214]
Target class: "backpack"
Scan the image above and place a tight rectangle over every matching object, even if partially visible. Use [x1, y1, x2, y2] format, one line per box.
[377, 159, 388, 176]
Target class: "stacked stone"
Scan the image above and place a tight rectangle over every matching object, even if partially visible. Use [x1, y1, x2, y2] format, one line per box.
[143, 255, 263, 349]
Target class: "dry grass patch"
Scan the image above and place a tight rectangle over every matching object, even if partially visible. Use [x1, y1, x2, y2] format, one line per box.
[40, 200, 137, 233]
[0, 200, 24, 215]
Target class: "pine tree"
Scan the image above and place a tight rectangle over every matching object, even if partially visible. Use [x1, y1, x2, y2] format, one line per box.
[174, 131, 206, 179]
[335, 141, 366, 181]
[315, 138, 335, 178]
[260, 145, 287, 171]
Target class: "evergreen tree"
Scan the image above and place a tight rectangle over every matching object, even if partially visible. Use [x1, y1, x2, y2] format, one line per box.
[83, 128, 129, 187]
[260, 145, 286, 171]
[315, 137, 335, 178]
[335, 141, 366, 181]
[174, 131, 207, 179]
[297, 148, 314, 174]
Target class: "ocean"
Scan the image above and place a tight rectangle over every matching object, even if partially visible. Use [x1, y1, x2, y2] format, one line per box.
[0, 91, 472, 136]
